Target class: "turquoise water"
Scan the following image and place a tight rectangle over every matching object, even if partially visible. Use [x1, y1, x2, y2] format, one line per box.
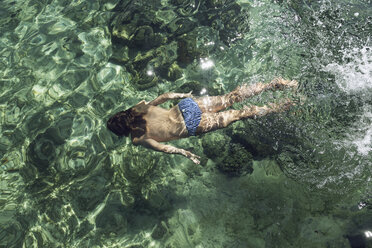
[0, 0, 371, 247]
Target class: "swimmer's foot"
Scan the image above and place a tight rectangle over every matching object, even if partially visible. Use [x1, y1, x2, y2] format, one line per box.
[241, 105, 272, 118]
[235, 78, 298, 99]
[269, 98, 294, 111]
[241, 98, 294, 119]
[234, 82, 268, 99]
[270, 78, 298, 91]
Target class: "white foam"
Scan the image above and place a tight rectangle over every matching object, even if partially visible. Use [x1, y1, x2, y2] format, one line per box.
[324, 46, 372, 156]
[349, 108, 372, 156]
[353, 128, 372, 155]
[323, 46, 372, 92]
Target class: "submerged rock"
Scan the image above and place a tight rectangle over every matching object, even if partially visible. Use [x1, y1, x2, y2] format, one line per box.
[176, 33, 202, 66]
[132, 25, 154, 47]
[112, 23, 136, 43]
[130, 25, 167, 49]
[166, 62, 183, 81]
[110, 44, 130, 64]
[197, 1, 250, 46]
[26, 112, 74, 174]
[133, 69, 159, 90]
[202, 132, 253, 176]
[129, 42, 181, 89]
[218, 143, 253, 176]
[110, 145, 169, 210]
[179, 81, 204, 95]
[206, 0, 226, 8]
[151, 221, 168, 240]
[129, 41, 183, 89]
[125, 245, 144, 248]
[179, 81, 221, 96]
[218, 3, 250, 45]
[202, 132, 230, 159]
[96, 203, 128, 234]
[167, 18, 197, 36]
[109, 0, 251, 89]
[229, 121, 277, 157]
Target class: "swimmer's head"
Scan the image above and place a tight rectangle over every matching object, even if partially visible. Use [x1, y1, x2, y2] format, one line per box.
[107, 110, 132, 137]
[107, 107, 147, 137]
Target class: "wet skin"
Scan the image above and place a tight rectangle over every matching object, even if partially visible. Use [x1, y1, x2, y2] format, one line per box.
[131, 78, 298, 164]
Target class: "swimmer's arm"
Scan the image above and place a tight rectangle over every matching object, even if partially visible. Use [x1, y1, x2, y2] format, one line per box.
[149, 92, 193, 106]
[133, 137, 200, 164]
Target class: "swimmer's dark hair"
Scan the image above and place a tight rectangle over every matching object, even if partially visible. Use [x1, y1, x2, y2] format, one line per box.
[107, 107, 147, 138]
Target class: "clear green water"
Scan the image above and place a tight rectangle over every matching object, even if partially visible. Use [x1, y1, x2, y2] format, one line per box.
[0, 0, 371, 247]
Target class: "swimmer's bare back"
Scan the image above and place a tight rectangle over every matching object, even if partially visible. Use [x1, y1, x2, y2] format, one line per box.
[108, 78, 298, 164]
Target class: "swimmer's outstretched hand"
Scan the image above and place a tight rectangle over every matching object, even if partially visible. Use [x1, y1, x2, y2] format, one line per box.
[183, 150, 201, 165]
[135, 138, 201, 164]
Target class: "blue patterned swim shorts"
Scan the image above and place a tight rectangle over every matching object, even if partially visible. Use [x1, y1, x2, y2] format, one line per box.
[178, 98, 202, 136]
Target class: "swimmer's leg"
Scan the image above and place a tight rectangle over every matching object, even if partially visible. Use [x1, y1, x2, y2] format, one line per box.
[246, 78, 298, 95]
[193, 91, 243, 113]
[195, 78, 298, 113]
[196, 99, 293, 134]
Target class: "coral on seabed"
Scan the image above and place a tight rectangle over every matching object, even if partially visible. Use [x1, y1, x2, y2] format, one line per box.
[176, 33, 202, 66]
[218, 143, 253, 176]
[110, 145, 173, 212]
[229, 121, 278, 157]
[179, 81, 204, 95]
[202, 132, 229, 159]
[109, 0, 250, 90]
[178, 80, 221, 96]
[202, 132, 253, 176]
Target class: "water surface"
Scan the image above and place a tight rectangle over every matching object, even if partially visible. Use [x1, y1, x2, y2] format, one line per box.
[0, 0, 371, 247]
